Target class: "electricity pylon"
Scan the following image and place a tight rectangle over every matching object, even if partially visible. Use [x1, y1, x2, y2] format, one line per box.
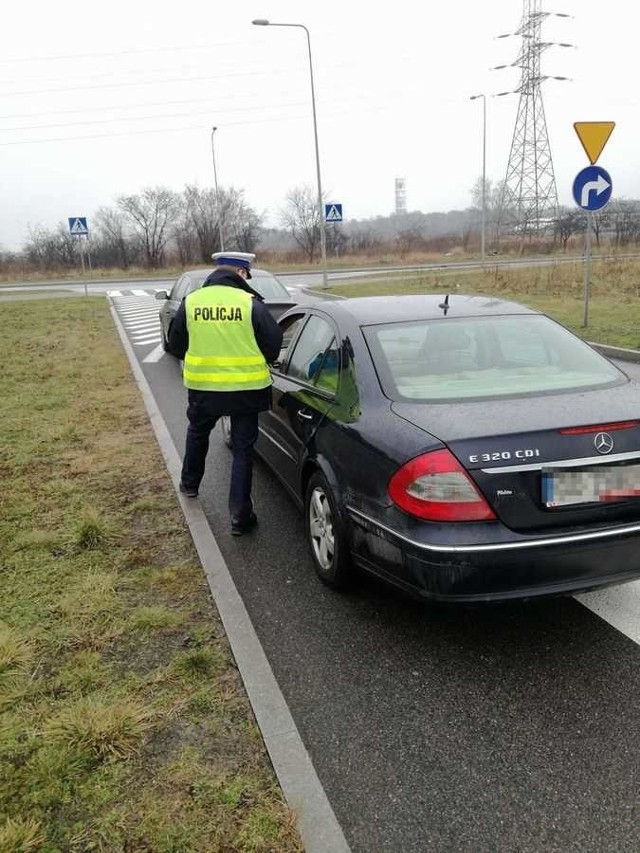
[496, 1, 572, 238]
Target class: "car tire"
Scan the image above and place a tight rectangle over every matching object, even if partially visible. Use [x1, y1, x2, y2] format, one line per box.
[304, 471, 351, 589]
[220, 415, 232, 449]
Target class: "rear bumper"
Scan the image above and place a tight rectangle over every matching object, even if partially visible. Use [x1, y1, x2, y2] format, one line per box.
[347, 506, 640, 603]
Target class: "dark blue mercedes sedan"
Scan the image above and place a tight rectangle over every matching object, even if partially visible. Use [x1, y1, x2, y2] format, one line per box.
[250, 293, 640, 603]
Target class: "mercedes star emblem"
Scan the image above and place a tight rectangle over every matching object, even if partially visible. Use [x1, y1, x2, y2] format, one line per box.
[594, 432, 614, 454]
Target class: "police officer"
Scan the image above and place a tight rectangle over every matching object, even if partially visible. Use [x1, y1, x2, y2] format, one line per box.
[167, 252, 283, 536]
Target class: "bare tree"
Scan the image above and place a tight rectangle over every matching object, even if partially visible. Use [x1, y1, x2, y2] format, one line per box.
[173, 205, 199, 266]
[346, 226, 382, 253]
[608, 199, 640, 248]
[325, 223, 348, 257]
[471, 177, 506, 246]
[225, 190, 262, 252]
[181, 184, 262, 262]
[554, 207, 585, 251]
[117, 187, 180, 268]
[396, 227, 427, 257]
[94, 206, 136, 268]
[279, 185, 322, 262]
[24, 223, 79, 270]
[182, 185, 222, 262]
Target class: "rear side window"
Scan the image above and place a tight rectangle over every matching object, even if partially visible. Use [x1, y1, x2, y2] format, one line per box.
[251, 272, 289, 299]
[277, 313, 306, 365]
[187, 273, 208, 294]
[169, 274, 190, 301]
[364, 315, 625, 401]
[170, 272, 208, 301]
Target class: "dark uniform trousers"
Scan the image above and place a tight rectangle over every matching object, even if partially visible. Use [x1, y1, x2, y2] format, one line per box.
[181, 390, 259, 521]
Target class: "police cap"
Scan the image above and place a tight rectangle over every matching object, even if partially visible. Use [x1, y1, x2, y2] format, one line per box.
[211, 251, 255, 279]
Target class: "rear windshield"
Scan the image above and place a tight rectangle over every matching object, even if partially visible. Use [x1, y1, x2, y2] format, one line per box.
[363, 314, 626, 401]
[188, 271, 288, 299]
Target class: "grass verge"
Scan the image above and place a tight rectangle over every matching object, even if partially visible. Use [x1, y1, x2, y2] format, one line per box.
[326, 256, 640, 350]
[0, 298, 302, 852]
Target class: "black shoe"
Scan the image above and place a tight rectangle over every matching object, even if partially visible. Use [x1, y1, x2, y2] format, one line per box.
[179, 483, 199, 498]
[231, 512, 258, 537]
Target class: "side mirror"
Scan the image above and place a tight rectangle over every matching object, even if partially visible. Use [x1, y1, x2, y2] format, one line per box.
[155, 290, 169, 301]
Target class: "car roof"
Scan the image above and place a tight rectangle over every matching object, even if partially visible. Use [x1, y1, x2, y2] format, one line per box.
[186, 267, 275, 277]
[310, 294, 540, 325]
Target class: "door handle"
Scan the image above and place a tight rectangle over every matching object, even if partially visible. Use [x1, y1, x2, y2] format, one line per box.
[297, 410, 313, 421]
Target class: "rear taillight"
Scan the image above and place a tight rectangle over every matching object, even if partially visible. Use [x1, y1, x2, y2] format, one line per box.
[388, 449, 496, 522]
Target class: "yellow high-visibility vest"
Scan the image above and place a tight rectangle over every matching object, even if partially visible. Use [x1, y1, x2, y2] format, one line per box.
[183, 286, 271, 391]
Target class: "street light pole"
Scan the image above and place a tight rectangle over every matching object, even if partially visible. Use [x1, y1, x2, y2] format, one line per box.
[470, 94, 486, 265]
[252, 18, 328, 289]
[210, 126, 225, 252]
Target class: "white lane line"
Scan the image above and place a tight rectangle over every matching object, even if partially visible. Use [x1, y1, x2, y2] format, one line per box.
[133, 335, 161, 345]
[143, 343, 165, 363]
[576, 580, 640, 646]
[127, 320, 162, 330]
[131, 289, 150, 296]
[117, 313, 158, 321]
[117, 307, 159, 316]
[107, 290, 123, 297]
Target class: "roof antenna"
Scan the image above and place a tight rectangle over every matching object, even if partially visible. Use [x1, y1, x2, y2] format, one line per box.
[438, 294, 450, 315]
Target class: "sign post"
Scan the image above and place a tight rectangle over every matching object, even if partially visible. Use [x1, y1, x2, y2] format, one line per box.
[572, 123, 615, 328]
[68, 217, 90, 295]
[571, 165, 612, 327]
[584, 209, 592, 327]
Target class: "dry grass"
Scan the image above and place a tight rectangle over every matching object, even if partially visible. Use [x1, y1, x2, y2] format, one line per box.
[0, 297, 303, 852]
[328, 256, 640, 349]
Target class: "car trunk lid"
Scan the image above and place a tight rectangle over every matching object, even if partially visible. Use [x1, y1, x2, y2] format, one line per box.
[392, 383, 640, 532]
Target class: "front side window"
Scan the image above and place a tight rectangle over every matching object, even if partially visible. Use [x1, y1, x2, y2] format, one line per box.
[364, 314, 626, 401]
[311, 338, 340, 392]
[286, 315, 336, 384]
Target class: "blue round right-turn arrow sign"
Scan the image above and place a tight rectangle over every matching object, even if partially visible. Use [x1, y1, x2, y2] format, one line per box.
[572, 165, 613, 211]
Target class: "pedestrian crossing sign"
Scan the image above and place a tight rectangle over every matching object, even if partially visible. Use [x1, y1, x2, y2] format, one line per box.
[325, 203, 343, 222]
[68, 216, 89, 235]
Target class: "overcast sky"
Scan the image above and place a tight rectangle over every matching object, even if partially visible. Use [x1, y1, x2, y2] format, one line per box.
[1, 0, 635, 250]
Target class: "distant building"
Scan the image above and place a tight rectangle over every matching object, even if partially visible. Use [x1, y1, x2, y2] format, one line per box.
[395, 178, 407, 216]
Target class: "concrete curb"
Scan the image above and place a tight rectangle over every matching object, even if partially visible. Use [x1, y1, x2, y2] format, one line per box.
[300, 287, 347, 300]
[109, 303, 351, 853]
[590, 342, 640, 363]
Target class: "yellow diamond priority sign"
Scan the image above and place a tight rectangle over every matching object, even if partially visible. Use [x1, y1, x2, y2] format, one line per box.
[574, 122, 615, 165]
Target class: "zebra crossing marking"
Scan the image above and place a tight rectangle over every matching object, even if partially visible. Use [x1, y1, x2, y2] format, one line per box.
[110, 292, 164, 351]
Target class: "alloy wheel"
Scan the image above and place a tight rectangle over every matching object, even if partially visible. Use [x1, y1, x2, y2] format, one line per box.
[308, 486, 335, 570]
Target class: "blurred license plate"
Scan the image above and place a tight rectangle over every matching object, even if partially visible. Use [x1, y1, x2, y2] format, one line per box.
[542, 464, 640, 507]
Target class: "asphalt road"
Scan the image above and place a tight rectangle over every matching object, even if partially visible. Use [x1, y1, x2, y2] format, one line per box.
[115, 293, 640, 850]
[3, 250, 640, 299]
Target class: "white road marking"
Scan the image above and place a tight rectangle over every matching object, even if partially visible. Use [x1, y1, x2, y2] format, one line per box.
[117, 305, 158, 314]
[143, 343, 165, 363]
[576, 580, 640, 646]
[127, 320, 162, 330]
[107, 288, 165, 298]
[108, 295, 163, 348]
[120, 315, 158, 324]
